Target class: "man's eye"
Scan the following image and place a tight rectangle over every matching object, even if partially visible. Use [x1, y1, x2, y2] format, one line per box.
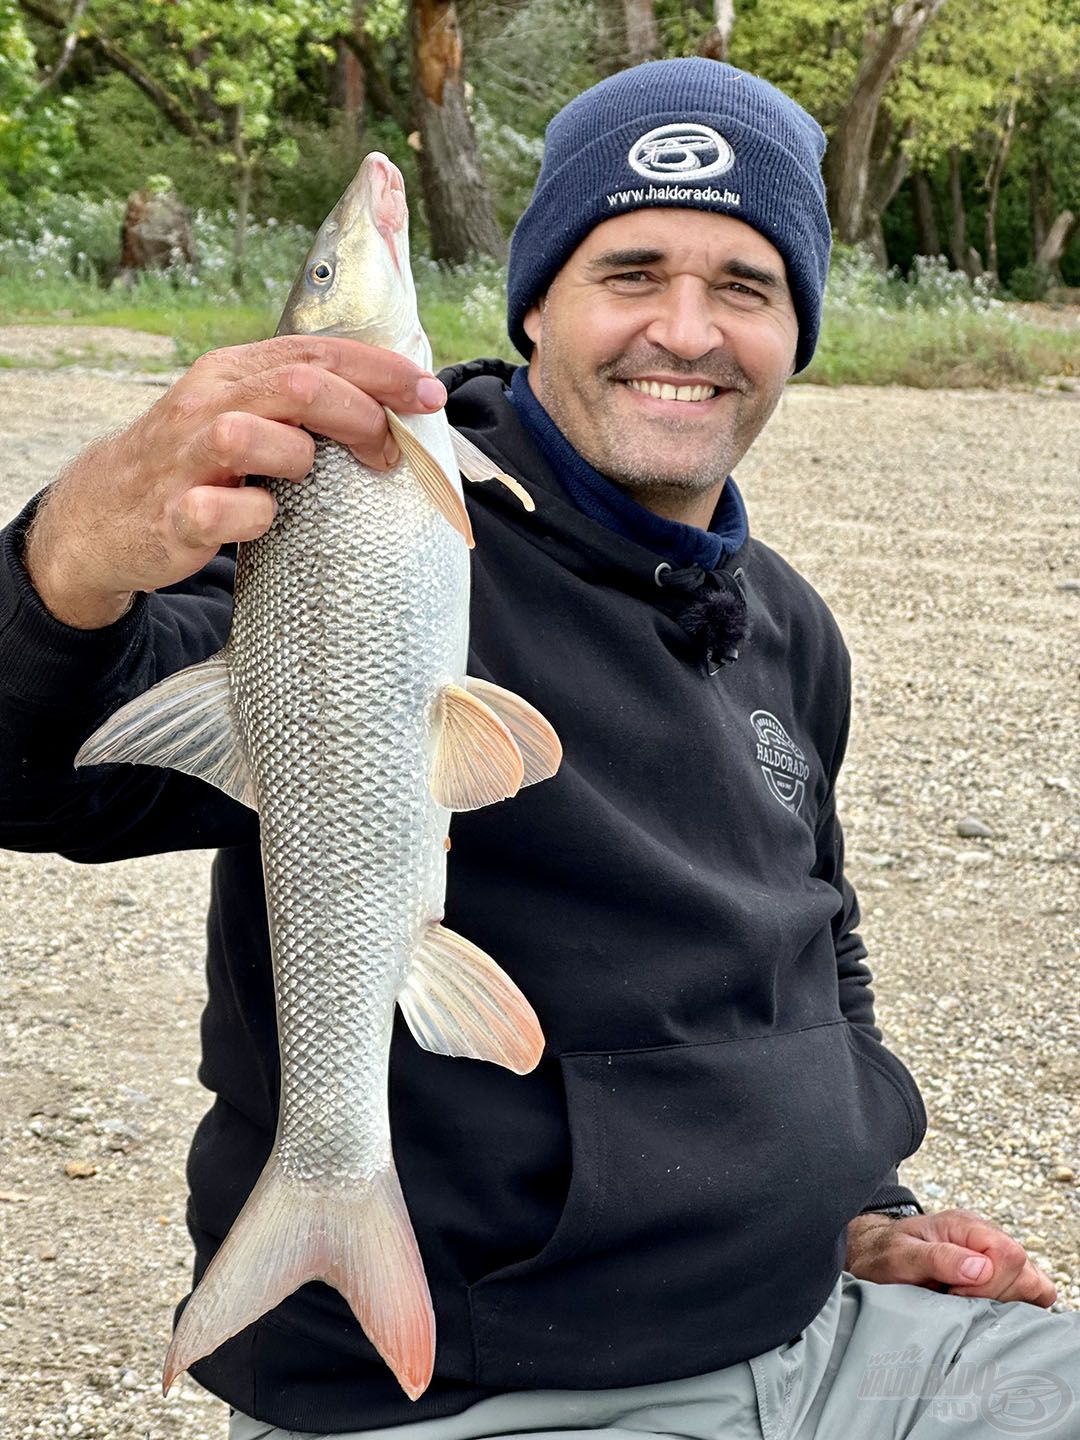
[726, 282, 765, 299]
[607, 270, 651, 286]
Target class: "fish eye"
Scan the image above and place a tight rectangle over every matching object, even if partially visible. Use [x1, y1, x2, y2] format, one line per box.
[309, 261, 333, 285]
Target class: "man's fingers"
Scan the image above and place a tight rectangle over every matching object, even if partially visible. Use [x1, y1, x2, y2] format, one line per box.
[949, 1258, 1058, 1308]
[193, 336, 447, 414]
[211, 365, 403, 465]
[173, 484, 277, 550]
[191, 412, 317, 483]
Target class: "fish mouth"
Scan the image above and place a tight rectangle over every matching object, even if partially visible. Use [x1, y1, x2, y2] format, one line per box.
[328, 152, 408, 274]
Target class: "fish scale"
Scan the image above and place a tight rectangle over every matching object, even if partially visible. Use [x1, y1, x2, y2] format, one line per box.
[231, 435, 464, 1179]
[75, 151, 560, 1402]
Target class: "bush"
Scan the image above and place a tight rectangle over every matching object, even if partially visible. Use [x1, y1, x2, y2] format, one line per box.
[1006, 262, 1052, 303]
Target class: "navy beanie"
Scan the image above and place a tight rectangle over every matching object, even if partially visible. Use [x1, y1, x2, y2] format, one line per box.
[507, 59, 831, 373]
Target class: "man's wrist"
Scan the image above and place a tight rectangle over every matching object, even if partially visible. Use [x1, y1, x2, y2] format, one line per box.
[861, 1203, 922, 1220]
[23, 504, 134, 630]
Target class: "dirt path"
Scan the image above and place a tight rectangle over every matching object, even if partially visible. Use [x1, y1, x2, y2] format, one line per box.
[0, 342, 1077, 1440]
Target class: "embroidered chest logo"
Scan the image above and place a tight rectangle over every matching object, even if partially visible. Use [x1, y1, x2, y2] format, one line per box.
[751, 710, 810, 816]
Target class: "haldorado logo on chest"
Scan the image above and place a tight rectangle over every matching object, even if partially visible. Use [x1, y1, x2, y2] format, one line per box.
[750, 710, 810, 815]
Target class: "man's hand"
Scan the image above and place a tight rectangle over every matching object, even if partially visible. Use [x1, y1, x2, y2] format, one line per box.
[23, 335, 448, 630]
[847, 1209, 1057, 1307]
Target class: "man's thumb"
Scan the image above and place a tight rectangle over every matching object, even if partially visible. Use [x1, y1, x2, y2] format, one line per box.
[923, 1241, 992, 1286]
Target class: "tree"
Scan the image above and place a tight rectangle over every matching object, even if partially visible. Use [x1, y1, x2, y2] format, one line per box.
[17, 0, 331, 279]
[1, 0, 80, 203]
[821, 0, 946, 251]
[409, 0, 504, 261]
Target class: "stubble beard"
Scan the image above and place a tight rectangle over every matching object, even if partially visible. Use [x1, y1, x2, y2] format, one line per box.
[534, 330, 760, 504]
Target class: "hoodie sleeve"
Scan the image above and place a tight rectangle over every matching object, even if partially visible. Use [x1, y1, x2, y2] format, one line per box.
[0, 494, 257, 862]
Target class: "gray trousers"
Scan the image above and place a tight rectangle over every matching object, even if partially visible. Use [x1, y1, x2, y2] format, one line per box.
[230, 1274, 1080, 1440]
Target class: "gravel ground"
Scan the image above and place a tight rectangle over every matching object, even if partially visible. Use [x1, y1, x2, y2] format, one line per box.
[0, 341, 1077, 1440]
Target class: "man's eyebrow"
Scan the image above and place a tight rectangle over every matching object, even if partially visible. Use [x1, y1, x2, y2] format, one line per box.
[584, 249, 788, 292]
[725, 259, 788, 292]
[584, 248, 666, 273]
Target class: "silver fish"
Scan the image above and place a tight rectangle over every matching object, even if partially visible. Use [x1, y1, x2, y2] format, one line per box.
[76, 153, 561, 1401]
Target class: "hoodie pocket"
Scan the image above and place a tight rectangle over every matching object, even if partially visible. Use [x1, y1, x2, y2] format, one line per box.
[468, 1019, 925, 1389]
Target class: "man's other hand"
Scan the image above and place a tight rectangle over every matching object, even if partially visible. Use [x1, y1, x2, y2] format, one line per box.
[22, 336, 448, 630]
[846, 1209, 1058, 1307]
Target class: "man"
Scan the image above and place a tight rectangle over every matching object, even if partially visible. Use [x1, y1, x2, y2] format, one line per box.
[0, 58, 1074, 1440]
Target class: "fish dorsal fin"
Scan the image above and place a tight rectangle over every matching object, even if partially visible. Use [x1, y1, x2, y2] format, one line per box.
[399, 921, 544, 1074]
[385, 409, 475, 549]
[464, 676, 561, 786]
[431, 682, 524, 810]
[74, 653, 257, 811]
[450, 428, 535, 512]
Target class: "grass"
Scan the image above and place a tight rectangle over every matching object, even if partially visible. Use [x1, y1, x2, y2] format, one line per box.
[0, 214, 1075, 385]
[804, 307, 1078, 388]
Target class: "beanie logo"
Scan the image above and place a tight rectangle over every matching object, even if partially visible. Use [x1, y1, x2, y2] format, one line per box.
[627, 123, 735, 182]
[750, 710, 810, 816]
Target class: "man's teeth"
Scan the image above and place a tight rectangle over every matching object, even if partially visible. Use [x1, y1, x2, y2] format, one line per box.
[625, 379, 718, 402]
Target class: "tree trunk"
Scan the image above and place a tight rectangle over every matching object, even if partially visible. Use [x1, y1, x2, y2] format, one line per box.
[594, 0, 627, 76]
[698, 0, 736, 62]
[409, 0, 504, 263]
[1036, 210, 1077, 277]
[334, 35, 366, 129]
[983, 89, 1017, 283]
[911, 170, 940, 257]
[947, 147, 981, 276]
[232, 110, 252, 289]
[823, 0, 946, 244]
[1029, 157, 1049, 260]
[623, 0, 659, 66]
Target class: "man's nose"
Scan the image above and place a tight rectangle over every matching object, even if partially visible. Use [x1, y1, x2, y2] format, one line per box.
[644, 277, 722, 359]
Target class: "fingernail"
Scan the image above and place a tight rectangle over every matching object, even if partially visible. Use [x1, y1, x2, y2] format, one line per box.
[961, 1256, 989, 1281]
[383, 437, 400, 467]
[416, 376, 446, 409]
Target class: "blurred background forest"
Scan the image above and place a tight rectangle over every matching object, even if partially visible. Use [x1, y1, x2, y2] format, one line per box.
[1, 0, 1078, 383]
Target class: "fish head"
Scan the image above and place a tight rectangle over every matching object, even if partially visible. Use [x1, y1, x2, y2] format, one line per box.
[276, 152, 430, 368]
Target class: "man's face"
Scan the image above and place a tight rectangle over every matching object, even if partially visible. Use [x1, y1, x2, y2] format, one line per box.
[523, 207, 799, 517]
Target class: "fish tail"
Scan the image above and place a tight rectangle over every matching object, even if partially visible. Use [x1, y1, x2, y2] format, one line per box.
[163, 1151, 434, 1401]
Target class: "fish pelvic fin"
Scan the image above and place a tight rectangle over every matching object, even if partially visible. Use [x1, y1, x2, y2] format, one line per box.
[450, 428, 535, 512]
[399, 921, 545, 1075]
[385, 408, 475, 549]
[163, 1154, 435, 1402]
[464, 677, 562, 787]
[430, 682, 525, 810]
[74, 652, 257, 811]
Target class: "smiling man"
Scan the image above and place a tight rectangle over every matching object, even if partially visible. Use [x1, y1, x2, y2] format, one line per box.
[2, 56, 1078, 1440]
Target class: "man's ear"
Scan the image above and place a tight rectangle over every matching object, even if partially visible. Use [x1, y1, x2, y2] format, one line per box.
[523, 298, 544, 347]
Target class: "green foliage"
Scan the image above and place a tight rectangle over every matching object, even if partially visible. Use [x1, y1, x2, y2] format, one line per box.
[0, 0, 78, 203]
[0, 190, 310, 309]
[1006, 262, 1052, 302]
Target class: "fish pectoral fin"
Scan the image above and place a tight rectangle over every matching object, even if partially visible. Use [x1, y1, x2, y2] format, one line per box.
[431, 682, 525, 810]
[384, 408, 475, 549]
[163, 1152, 434, 1402]
[464, 676, 562, 786]
[450, 428, 535, 511]
[74, 652, 257, 811]
[399, 922, 545, 1075]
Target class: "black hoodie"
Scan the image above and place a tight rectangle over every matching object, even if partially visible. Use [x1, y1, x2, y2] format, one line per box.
[0, 362, 924, 1433]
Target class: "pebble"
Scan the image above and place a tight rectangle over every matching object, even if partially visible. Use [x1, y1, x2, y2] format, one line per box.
[62, 1161, 97, 1180]
[955, 817, 994, 839]
[1050, 1166, 1076, 1183]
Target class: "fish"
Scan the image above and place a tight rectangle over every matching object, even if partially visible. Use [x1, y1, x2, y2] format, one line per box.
[75, 152, 562, 1402]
